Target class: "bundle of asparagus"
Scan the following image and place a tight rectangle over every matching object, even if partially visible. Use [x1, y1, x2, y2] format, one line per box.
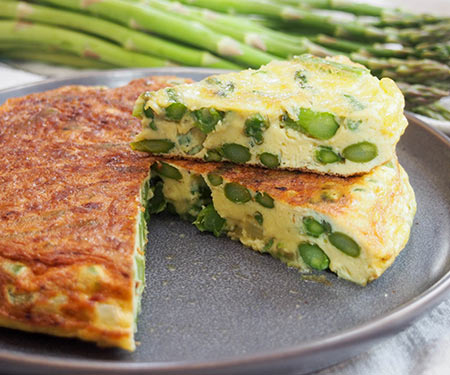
[0, 0, 448, 120]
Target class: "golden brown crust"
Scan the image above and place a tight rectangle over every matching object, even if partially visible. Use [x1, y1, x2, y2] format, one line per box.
[164, 157, 365, 213]
[0, 76, 190, 349]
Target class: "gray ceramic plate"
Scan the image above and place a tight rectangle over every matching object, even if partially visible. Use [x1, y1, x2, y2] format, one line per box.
[0, 68, 449, 375]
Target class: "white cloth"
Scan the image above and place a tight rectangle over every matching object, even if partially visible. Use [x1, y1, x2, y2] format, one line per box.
[0, 63, 43, 88]
[317, 299, 450, 375]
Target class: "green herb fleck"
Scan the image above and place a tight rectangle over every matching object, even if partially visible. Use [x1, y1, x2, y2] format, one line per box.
[343, 94, 365, 110]
[346, 119, 362, 131]
[166, 88, 179, 102]
[295, 70, 308, 88]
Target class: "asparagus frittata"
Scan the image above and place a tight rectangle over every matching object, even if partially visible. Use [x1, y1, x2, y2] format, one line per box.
[0, 69, 416, 350]
[132, 55, 408, 176]
[148, 157, 416, 285]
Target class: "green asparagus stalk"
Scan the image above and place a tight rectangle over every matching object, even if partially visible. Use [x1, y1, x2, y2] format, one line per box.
[314, 34, 450, 63]
[173, 0, 396, 42]
[413, 101, 450, 121]
[35, 0, 277, 68]
[135, 0, 331, 58]
[375, 15, 450, 29]
[265, 21, 450, 63]
[277, 0, 384, 16]
[0, 20, 172, 67]
[276, 0, 446, 27]
[414, 42, 450, 63]
[290, 33, 450, 87]
[215, 12, 334, 52]
[350, 53, 450, 85]
[0, 0, 239, 69]
[313, 34, 412, 58]
[397, 22, 450, 45]
[2, 0, 447, 122]
[0, 41, 52, 50]
[0, 39, 118, 67]
[238, 16, 324, 46]
[397, 82, 450, 108]
[1, 49, 117, 69]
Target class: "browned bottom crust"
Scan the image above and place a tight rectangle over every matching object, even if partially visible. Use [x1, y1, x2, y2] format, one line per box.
[0, 76, 190, 350]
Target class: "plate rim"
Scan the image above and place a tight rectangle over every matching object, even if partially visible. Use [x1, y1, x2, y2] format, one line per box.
[0, 68, 449, 374]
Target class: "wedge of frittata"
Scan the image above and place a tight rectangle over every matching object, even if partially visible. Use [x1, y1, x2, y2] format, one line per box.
[132, 55, 408, 176]
[147, 157, 416, 285]
[0, 76, 190, 350]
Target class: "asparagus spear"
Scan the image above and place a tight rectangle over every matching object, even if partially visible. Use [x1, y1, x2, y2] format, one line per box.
[397, 22, 450, 45]
[174, 0, 396, 42]
[0, 39, 117, 67]
[1, 49, 117, 69]
[0, 20, 172, 67]
[276, 0, 446, 27]
[350, 53, 450, 85]
[278, 27, 449, 63]
[0, 0, 239, 69]
[141, 0, 332, 58]
[3, 0, 448, 122]
[375, 15, 450, 29]
[312, 34, 449, 63]
[397, 82, 450, 108]
[413, 101, 450, 121]
[157, 2, 315, 49]
[276, 0, 384, 16]
[286, 32, 450, 86]
[35, 0, 277, 68]
[414, 42, 450, 63]
[313, 34, 412, 58]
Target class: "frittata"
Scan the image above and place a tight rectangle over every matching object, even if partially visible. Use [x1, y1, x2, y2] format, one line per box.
[132, 54, 408, 176]
[0, 70, 415, 351]
[0, 76, 190, 350]
[149, 157, 416, 285]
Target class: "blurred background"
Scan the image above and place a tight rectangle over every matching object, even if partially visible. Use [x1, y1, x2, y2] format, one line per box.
[0, 0, 449, 129]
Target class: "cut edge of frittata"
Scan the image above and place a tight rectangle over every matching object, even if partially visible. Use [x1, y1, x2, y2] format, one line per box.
[146, 157, 416, 286]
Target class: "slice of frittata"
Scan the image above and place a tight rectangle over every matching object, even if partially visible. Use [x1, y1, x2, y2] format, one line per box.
[0, 77, 189, 350]
[132, 55, 408, 176]
[148, 157, 416, 285]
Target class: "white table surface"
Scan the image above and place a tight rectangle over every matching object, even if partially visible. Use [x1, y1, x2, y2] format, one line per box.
[0, 1, 449, 374]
